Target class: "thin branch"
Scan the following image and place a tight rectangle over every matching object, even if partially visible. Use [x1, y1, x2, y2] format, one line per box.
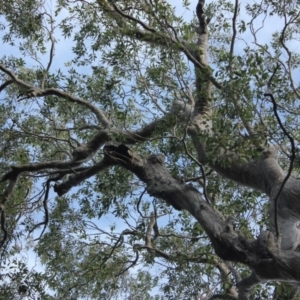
[279, 10, 300, 98]
[136, 188, 147, 218]
[225, 261, 242, 283]
[0, 80, 14, 93]
[99, 0, 222, 89]
[208, 294, 237, 300]
[28, 183, 49, 238]
[0, 64, 111, 127]
[152, 202, 159, 242]
[13, 120, 75, 147]
[134, 244, 171, 260]
[145, 212, 156, 247]
[229, 0, 239, 57]
[111, 2, 156, 33]
[97, 229, 136, 275]
[115, 251, 139, 277]
[30, 174, 65, 239]
[0, 208, 7, 249]
[267, 63, 281, 89]
[164, 11, 222, 89]
[136, 75, 167, 114]
[1, 160, 82, 182]
[216, 261, 239, 299]
[264, 93, 295, 239]
[41, 12, 56, 89]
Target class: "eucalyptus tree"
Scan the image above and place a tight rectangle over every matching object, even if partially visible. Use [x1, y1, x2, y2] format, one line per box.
[1, 0, 300, 299]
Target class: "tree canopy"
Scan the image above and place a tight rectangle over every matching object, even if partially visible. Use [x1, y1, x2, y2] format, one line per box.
[1, 0, 300, 299]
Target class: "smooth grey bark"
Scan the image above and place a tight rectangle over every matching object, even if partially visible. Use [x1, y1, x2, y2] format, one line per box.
[96, 143, 300, 300]
[211, 149, 300, 252]
[1, 1, 299, 299]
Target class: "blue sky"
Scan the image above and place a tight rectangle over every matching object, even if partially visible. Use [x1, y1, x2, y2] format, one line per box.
[1, 0, 300, 297]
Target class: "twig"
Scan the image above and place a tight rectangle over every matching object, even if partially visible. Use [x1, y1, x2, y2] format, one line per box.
[136, 188, 147, 218]
[0, 80, 14, 93]
[115, 251, 139, 277]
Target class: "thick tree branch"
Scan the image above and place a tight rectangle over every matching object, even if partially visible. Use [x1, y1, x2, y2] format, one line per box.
[54, 157, 114, 196]
[70, 114, 175, 163]
[145, 212, 156, 247]
[1, 160, 82, 182]
[99, 144, 300, 299]
[97, 0, 222, 89]
[0, 107, 180, 211]
[188, 126, 271, 194]
[190, 124, 300, 254]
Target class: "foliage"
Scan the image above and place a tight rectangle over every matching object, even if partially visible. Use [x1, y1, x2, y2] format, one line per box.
[0, 0, 300, 299]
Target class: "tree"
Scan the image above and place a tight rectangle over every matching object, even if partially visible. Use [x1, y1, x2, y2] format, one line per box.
[0, 0, 300, 298]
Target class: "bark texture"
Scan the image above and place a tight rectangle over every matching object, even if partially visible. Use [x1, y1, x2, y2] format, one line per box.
[96, 143, 300, 300]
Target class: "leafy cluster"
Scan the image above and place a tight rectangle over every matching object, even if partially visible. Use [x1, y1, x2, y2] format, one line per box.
[1, 0, 300, 299]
